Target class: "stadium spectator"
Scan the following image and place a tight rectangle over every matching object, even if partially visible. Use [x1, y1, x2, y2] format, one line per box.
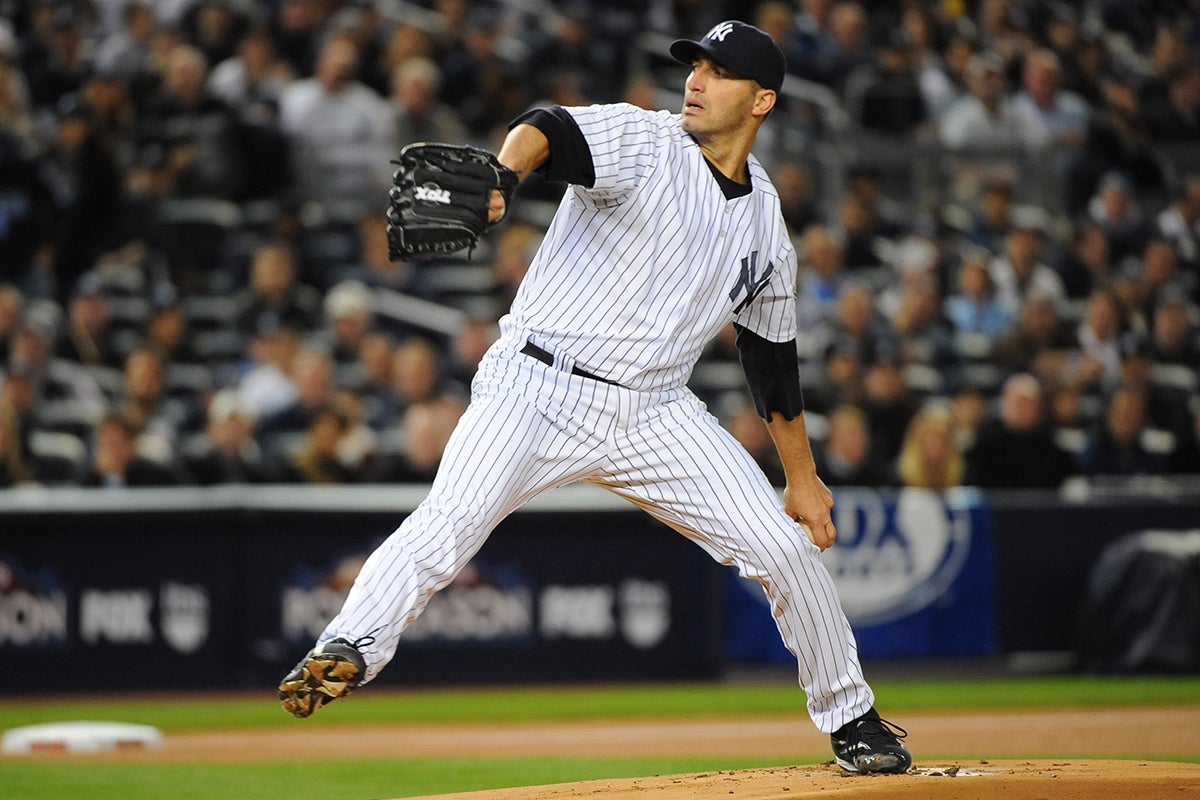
[207, 22, 293, 110]
[949, 385, 988, 452]
[815, 403, 888, 487]
[1154, 175, 1200, 272]
[91, 1, 155, 82]
[258, 346, 336, 437]
[900, 3, 960, 120]
[0, 163, 48, 315]
[183, 387, 276, 485]
[117, 346, 202, 457]
[1149, 287, 1200, 369]
[967, 373, 1074, 489]
[809, 283, 894, 411]
[1085, 171, 1151, 264]
[895, 402, 967, 490]
[987, 207, 1066, 318]
[354, 331, 395, 430]
[206, 23, 294, 200]
[317, 279, 376, 370]
[1139, 237, 1184, 311]
[140, 282, 204, 365]
[1011, 48, 1090, 151]
[814, 1, 873, 94]
[861, 358, 920, 466]
[1053, 221, 1112, 300]
[234, 241, 321, 337]
[372, 335, 461, 426]
[135, 43, 244, 200]
[787, 0, 834, 80]
[886, 258, 958, 376]
[944, 251, 1015, 338]
[278, 37, 392, 214]
[279, 402, 356, 484]
[489, 222, 538, 311]
[42, 93, 125, 305]
[327, 212, 412, 294]
[0, 395, 34, 487]
[9, 311, 106, 427]
[235, 318, 300, 421]
[1063, 76, 1170, 220]
[834, 192, 886, 271]
[368, 395, 464, 484]
[775, 162, 820, 237]
[939, 53, 1022, 150]
[991, 290, 1073, 379]
[56, 274, 122, 368]
[844, 32, 928, 138]
[845, 165, 911, 242]
[389, 56, 466, 149]
[1171, 408, 1200, 474]
[1077, 385, 1169, 476]
[0, 0, 1196, 490]
[1142, 59, 1200, 142]
[81, 410, 183, 487]
[19, 0, 90, 111]
[0, 54, 36, 153]
[0, 285, 23, 355]
[795, 224, 847, 330]
[183, 0, 247, 70]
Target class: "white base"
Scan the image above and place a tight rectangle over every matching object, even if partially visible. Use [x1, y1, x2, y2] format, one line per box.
[2, 721, 163, 754]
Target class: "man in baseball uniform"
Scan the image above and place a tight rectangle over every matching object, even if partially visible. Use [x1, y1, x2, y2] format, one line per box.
[280, 20, 912, 775]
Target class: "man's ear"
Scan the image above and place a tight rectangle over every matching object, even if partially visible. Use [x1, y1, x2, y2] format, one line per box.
[753, 88, 777, 119]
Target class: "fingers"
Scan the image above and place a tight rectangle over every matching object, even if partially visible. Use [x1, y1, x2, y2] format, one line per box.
[795, 516, 836, 551]
[488, 189, 506, 223]
[810, 518, 837, 550]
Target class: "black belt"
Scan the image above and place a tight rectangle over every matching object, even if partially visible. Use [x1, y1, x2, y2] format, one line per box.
[520, 341, 620, 386]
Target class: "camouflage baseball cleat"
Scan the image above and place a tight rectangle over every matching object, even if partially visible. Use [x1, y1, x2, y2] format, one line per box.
[278, 638, 367, 719]
[830, 707, 912, 774]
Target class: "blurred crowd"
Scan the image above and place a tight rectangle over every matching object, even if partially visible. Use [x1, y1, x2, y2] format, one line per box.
[0, 0, 1198, 491]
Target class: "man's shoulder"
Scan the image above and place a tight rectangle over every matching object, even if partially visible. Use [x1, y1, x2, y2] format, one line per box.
[748, 157, 780, 201]
[565, 103, 678, 130]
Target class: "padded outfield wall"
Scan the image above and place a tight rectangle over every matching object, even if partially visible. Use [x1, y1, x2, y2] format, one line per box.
[0, 484, 1196, 691]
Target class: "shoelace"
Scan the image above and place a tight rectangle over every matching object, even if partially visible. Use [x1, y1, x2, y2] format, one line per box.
[852, 715, 909, 746]
[350, 634, 377, 650]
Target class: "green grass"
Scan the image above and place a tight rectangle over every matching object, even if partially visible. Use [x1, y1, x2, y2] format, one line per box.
[3, 674, 1199, 731]
[3, 675, 1199, 800]
[1, 756, 801, 800]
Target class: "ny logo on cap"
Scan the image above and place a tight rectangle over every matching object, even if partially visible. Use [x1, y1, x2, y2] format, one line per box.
[706, 21, 734, 42]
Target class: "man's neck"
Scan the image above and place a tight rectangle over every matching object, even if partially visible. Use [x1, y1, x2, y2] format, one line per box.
[698, 142, 751, 184]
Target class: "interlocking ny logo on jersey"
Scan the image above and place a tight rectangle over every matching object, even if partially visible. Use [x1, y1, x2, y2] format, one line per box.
[729, 250, 775, 313]
[415, 184, 452, 204]
[706, 21, 734, 41]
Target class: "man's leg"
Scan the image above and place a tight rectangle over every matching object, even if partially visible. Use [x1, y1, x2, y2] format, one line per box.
[600, 394, 873, 730]
[597, 394, 910, 772]
[281, 373, 608, 716]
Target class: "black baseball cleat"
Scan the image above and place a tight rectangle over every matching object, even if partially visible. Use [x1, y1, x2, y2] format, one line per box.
[278, 637, 368, 719]
[830, 707, 912, 774]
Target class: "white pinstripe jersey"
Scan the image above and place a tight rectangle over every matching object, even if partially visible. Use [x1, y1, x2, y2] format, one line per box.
[503, 103, 798, 393]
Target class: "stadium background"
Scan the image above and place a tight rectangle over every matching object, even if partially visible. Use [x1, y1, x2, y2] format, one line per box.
[1, 0, 1199, 797]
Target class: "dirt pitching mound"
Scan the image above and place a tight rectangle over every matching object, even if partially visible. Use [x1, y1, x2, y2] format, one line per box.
[397, 760, 1200, 800]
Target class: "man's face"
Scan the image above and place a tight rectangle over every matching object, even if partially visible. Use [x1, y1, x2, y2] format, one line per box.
[681, 57, 762, 142]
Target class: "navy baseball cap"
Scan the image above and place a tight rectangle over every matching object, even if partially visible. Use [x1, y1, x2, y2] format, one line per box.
[670, 21, 786, 93]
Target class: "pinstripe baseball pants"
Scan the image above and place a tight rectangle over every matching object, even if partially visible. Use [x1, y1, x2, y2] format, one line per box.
[320, 331, 875, 733]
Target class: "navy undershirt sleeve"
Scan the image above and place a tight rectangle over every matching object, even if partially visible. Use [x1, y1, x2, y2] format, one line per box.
[734, 324, 805, 421]
[509, 107, 595, 187]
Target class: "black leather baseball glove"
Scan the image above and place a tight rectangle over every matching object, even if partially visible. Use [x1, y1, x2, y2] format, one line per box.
[386, 142, 519, 261]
